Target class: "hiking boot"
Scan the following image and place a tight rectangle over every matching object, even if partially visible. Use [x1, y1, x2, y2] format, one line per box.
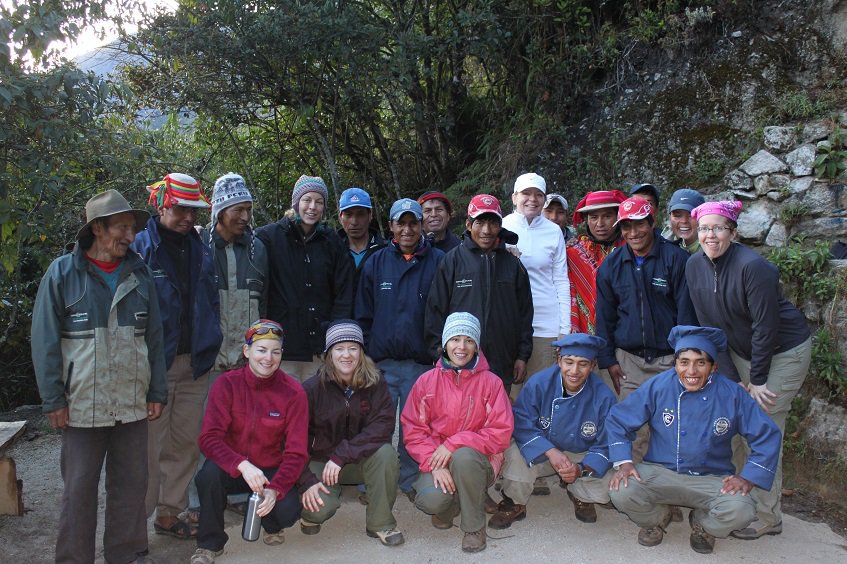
[190, 548, 222, 564]
[488, 498, 527, 530]
[462, 528, 487, 553]
[730, 520, 783, 540]
[532, 476, 551, 496]
[299, 518, 321, 535]
[689, 511, 715, 554]
[567, 491, 597, 523]
[367, 527, 405, 546]
[670, 505, 684, 522]
[637, 506, 673, 547]
[484, 492, 499, 514]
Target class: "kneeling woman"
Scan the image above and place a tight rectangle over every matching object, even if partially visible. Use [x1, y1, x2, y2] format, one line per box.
[401, 312, 514, 553]
[192, 320, 308, 564]
[298, 320, 404, 546]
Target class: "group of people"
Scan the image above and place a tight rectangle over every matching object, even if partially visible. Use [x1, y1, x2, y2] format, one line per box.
[31, 170, 810, 563]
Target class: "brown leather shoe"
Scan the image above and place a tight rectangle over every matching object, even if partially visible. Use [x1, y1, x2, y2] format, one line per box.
[689, 510, 716, 554]
[462, 528, 487, 553]
[637, 506, 673, 547]
[484, 492, 499, 514]
[567, 491, 597, 523]
[488, 500, 527, 529]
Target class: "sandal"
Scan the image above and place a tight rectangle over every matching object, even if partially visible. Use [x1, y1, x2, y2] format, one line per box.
[154, 518, 197, 539]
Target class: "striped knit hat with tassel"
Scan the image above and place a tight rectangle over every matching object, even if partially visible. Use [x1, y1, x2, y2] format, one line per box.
[147, 173, 210, 209]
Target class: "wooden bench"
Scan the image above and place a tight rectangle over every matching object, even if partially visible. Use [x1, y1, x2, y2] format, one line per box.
[0, 421, 27, 516]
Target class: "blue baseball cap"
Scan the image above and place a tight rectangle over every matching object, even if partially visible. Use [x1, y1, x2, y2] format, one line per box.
[389, 198, 423, 221]
[339, 187, 372, 211]
[668, 188, 705, 213]
[668, 325, 727, 361]
[551, 333, 607, 360]
[630, 183, 660, 203]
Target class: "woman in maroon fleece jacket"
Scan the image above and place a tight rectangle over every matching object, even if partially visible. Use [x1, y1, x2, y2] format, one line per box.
[297, 320, 404, 547]
[192, 320, 308, 564]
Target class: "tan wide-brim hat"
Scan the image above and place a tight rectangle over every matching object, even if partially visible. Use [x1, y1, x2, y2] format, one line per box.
[75, 189, 150, 241]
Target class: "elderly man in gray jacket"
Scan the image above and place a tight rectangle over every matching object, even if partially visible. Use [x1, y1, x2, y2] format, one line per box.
[32, 190, 167, 564]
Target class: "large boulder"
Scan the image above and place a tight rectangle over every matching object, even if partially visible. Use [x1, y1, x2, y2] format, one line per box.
[724, 168, 753, 192]
[765, 222, 788, 246]
[739, 150, 789, 176]
[754, 173, 790, 195]
[736, 200, 778, 243]
[802, 120, 831, 143]
[789, 176, 815, 195]
[785, 144, 817, 176]
[763, 126, 797, 151]
[793, 216, 847, 239]
[804, 398, 847, 459]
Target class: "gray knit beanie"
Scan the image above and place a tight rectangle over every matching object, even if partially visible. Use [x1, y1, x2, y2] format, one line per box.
[211, 173, 253, 225]
[324, 319, 365, 352]
[441, 312, 482, 348]
[291, 174, 329, 211]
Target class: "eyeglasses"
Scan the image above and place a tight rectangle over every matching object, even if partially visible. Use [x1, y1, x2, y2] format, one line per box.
[244, 322, 283, 343]
[697, 225, 732, 234]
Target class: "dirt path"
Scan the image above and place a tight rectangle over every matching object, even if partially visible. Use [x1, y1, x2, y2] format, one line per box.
[2, 422, 847, 563]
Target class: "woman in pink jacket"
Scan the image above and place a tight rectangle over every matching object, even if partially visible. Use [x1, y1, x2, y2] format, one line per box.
[401, 312, 514, 554]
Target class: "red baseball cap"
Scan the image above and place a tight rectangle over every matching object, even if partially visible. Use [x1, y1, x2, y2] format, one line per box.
[614, 196, 654, 227]
[417, 191, 454, 215]
[571, 190, 627, 225]
[467, 194, 502, 219]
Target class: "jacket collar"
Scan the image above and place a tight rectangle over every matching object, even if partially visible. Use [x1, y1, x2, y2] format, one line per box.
[460, 227, 519, 253]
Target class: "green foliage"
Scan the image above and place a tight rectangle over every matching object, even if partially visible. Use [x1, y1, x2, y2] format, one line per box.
[811, 328, 847, 399]
[779, 202, 811, 227]
[692, 156, 725, 183]
[813, 125, 847, 180]
[773, 91, 829, 121]
[768, 237, 835, 305]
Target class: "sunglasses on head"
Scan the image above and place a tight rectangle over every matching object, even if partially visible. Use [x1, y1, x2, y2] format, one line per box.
[244, 322, 283, 344]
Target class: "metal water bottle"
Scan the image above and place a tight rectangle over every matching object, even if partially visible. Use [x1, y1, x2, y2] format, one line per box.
[242, 491, 263, 541]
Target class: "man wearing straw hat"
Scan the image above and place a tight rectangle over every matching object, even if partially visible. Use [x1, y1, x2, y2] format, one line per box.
[132, 173, 224, 539]
[32, 189, 167, 563]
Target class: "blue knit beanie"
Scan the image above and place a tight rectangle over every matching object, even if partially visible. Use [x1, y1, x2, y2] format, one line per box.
[441, 312, 482, 348]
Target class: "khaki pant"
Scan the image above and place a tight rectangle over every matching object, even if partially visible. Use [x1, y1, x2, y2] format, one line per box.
[300, 444, 399, 532]
[500, 441, 611, 505]
[511, 336, 559, 401]
[610, 462, 756, 538]
[146, 354, 210, 518]
[615, 349, 674, 461]
[414, 447, 493, 533]
[730, 337, 811, 527]
[279, 355, 323, 382]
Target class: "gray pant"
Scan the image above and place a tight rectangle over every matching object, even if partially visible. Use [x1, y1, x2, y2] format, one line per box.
[414, 447, 493, 533]
[616, 349, 674, 461]
[511, 335, 559, 401]
[57, 420, 148, 564]
[300, 444, 400, 532]
[730, 337, 812, 526]
[609, 462, 756, 538]
[500, 441, 611, 505]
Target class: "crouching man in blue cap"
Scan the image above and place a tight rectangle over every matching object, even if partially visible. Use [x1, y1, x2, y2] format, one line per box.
[607, 326, 781, 554]
[489, 334, 617, 529]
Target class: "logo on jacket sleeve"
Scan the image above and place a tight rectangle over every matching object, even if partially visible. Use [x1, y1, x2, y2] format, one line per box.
[662, 408, 675, 427]
[580, 421, 597, 439]
[713, 417, 731, 436]
[538, 416, 551, 430]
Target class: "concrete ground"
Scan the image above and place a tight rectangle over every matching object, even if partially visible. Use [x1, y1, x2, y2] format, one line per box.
[3, 433, 846, 563]
[150, 482, 847, 564]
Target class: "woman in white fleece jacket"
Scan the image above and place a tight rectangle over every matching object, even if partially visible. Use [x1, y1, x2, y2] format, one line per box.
[501, 172, 571, 402]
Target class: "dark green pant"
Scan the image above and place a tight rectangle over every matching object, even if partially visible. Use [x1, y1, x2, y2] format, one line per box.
[413, 447, 493, 533]
[300, 443, 399, 532]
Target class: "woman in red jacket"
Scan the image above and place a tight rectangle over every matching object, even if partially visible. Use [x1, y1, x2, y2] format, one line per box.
[192, 320, 308, 564]
[401, 312, 514, 554]
[297, 320, 404, 547]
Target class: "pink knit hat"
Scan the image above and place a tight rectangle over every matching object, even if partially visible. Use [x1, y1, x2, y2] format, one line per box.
[690, 201, 743, 222]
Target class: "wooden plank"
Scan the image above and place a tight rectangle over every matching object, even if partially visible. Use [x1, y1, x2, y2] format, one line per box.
[0, 457, 23, 516]
[0, 421, 26, 451]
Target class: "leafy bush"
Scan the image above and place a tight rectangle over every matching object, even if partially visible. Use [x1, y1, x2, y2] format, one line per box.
[768, 237, 835, 305]
[814, 125, 847, 180]
[811, 328, 847, 399]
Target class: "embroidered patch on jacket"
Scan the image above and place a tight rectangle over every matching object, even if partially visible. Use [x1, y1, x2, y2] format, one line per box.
[651, 277, 668, 289]
[713, 417, 731, 436]
[662, 409, 675, 427]
[538, 416, 551, 430]
[580, 421, 597, 439]
[455, 278, 473, 289]
[379, 281, 392, 291]
[70, 312, 89, 323]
